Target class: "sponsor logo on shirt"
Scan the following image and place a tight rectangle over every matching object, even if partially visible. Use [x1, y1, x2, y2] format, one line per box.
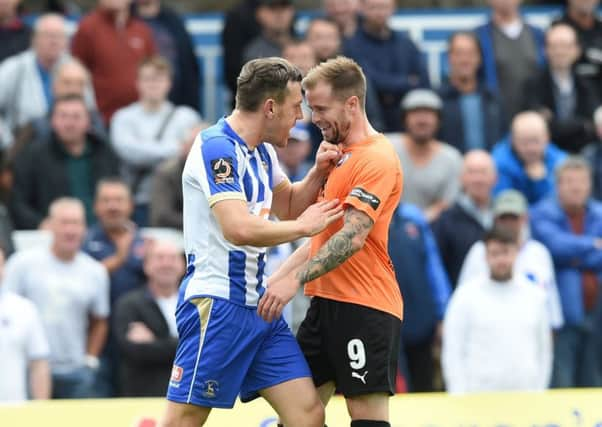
[349, 187, 380, 210]
[211, 157, 235, 184]
[170, 365, 183, 383]
[337, 152, 351, 167]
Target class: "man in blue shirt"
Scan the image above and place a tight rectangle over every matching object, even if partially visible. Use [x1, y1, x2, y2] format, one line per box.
[492, 111, 567, 204]
[438, 31, 506, 153]
[531, 156, 602, 388]
[343, 0, 429, 132]
[82, 177, 146, 396]
[389, 203, 451, 392]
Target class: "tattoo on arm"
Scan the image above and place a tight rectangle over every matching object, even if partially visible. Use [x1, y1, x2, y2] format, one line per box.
[296, 208, 373, 285]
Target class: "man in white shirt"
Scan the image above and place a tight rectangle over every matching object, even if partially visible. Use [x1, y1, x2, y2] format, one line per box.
[442, 226, 552, 394]
[0, 248, 51, 402]
[113, 239, 184, 397]
[457, 189, 564, 329]
[4, 197, 110, 398]
[110, 55, 202, 226]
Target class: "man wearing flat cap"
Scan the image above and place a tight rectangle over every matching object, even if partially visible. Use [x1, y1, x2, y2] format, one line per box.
[458, 189, 564, 330]
[387, 89, 463, 222]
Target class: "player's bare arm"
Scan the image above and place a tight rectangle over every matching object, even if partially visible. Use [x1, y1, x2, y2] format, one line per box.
[258, 206, 373, 322]
[297, 207, 373, 284]
[271, 141, 341, 220]
[267, 240, 311, 285]
[212, 198, 343, 247]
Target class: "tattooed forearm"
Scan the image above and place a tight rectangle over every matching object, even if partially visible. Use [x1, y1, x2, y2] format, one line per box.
[296, 208, 373, 284]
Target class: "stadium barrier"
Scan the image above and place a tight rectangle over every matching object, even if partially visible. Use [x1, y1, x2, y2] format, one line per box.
[2, 390, 602, 426]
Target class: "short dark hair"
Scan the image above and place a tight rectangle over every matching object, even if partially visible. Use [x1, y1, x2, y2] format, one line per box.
[95, 177, 131, 198]
[235, 57, 303, 112]
[51, 93, 87, 115]
[448, 30, 483, 58]
[483, 226, 518, 246]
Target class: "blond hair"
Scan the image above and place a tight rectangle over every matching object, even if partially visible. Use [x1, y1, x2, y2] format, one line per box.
[302, 56, 366, 109]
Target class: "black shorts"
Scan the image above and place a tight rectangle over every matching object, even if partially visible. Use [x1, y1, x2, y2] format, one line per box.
[296, 296, 401, 397]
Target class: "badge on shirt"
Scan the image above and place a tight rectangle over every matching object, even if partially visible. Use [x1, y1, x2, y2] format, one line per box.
[211, 157, 235, 184]
[350, 187, 380, 210]
[337, 153, 351, 167]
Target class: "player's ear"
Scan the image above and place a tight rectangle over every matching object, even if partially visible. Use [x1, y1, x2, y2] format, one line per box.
[346, 95, 359, 113]
[263, 98, 276, 119]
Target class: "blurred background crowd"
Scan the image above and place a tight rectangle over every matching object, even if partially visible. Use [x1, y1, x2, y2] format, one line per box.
[2, 0, 602, 403]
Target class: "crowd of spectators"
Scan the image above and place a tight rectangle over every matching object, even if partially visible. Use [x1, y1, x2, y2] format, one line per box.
[2, 0, 602, 403]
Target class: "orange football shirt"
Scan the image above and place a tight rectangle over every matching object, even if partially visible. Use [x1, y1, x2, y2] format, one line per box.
[305, 133, 404, 319]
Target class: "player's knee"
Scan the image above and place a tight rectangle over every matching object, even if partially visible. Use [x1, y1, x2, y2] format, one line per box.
[161, 402, 209, 427]
[296, 394, 325, 427]
[308, 398, 326, 426]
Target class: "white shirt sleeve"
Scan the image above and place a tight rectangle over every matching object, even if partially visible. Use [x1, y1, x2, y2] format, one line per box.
[456, 242, 486, 288]
[24, 300, 50, 360]
[536, 294, 553, 390]
[539, 247, 564, 329]
[90, 262, 110, 318]
[442, 285, 471, 394]
[2, 252, 27, 297]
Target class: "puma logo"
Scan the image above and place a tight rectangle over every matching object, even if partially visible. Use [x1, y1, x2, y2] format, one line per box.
[352, 370, 368, 384]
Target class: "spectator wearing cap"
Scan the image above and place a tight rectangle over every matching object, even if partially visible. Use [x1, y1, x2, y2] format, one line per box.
[274, 121, 313, 183]
[0, 0, 31, 63]
[438, 31, 507, 153]
[521, 23, 599, 154]
[110, 56, 201, 227]
[433, 150, 496, 287]
[71, 0, 156, 124]
[343, 0, 429, 132]
[389, 202, 451, 392]
[134, 0, 201, 110]
[243, 0, 296, 64]
[388, 89, 462, 222]
[531, 156, 602, 388]
[458, 189, 563, 329]
[442, 225, 552, 394]
[150, 123, 207, 230]
[473, 0, 545, 120]
[492, 111, 568, 205]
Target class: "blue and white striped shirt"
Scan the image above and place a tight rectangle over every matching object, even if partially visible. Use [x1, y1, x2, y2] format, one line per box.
[180, 118, 289, 307]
